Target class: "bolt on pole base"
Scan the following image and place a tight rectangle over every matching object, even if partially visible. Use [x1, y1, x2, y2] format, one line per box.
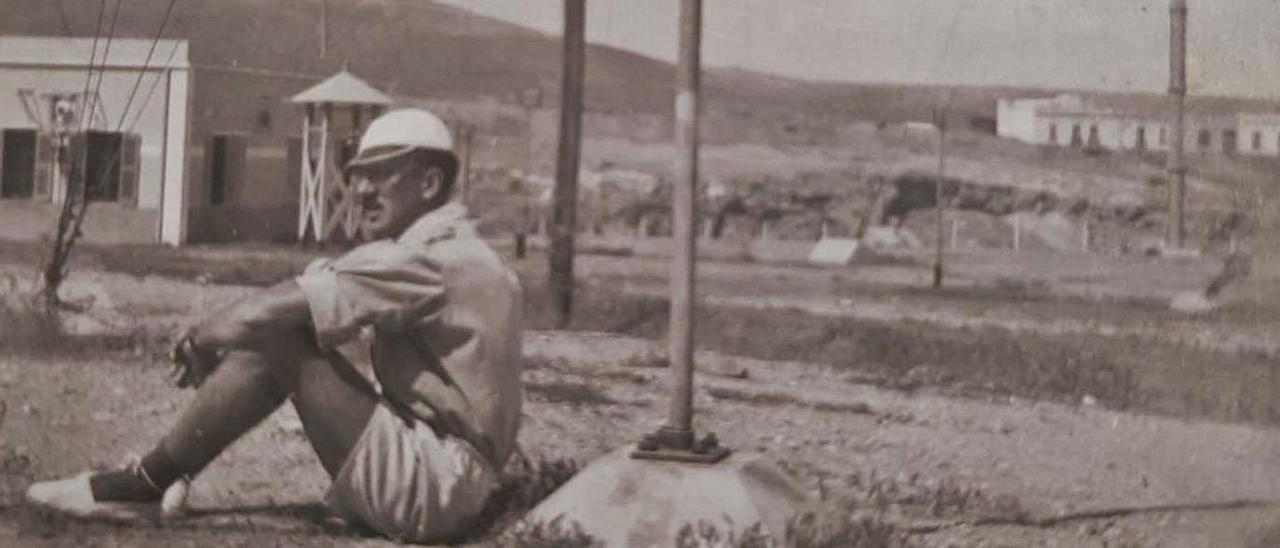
[631, 426, 731, 464]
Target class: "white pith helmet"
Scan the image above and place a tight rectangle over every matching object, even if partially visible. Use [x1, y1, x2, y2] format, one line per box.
[348, 108, 456, 167]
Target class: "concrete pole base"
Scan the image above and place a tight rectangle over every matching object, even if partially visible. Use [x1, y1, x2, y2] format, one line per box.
[520, 445, 810, 547]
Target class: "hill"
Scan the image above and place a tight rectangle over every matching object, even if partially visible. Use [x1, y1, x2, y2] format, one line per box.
[0, 0, 1040, 124]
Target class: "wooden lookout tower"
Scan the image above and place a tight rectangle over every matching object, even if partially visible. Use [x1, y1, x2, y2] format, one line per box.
[290, 70, 391, 243]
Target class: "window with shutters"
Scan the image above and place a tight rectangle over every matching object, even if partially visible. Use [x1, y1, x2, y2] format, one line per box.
[1, 129, 38, 199]
[78, 131, 140, 203]
[85, 131, 121, 201]
[32, 132, 53, 201]
[118, 134, 140, 206]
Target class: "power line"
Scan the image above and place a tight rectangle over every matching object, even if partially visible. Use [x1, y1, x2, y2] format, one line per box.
[77, 0, 109, 131]
[115, 0, 180, 132]
[84, 0, 127, 132]
[127, 43, 183, 133]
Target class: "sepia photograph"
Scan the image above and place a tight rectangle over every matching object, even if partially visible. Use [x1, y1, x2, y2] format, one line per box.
[1, 1, 1279, 546]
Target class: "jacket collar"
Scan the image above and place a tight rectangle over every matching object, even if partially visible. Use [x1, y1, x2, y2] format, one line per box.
[399, 202, 468, 244]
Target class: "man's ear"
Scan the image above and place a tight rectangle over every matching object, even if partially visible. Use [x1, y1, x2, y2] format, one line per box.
[419, 167, 445, 201]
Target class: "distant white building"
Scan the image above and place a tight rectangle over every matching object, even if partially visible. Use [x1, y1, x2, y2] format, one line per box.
[0, 36, 191, 244]
[997, 94, 1280, 157]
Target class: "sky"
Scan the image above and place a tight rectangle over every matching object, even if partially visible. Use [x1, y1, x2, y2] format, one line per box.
[434, 0, 1280, 99]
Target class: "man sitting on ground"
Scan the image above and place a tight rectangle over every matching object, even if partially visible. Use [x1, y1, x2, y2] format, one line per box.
[28, 108, 524, 543]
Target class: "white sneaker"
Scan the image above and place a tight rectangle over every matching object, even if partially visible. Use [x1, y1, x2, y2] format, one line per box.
[25, 471, 161, 522]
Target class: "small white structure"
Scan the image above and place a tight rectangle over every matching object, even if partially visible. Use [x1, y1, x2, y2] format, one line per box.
[808, 237, 859, 266]
[1237, 113, 1280, 157]
[290, 70, 390, 243]
[997, 93, 1280, 157]
[0, 36, 190, 244]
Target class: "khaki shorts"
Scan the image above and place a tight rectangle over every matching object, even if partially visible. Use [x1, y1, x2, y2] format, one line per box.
[325, 404, 499, 543]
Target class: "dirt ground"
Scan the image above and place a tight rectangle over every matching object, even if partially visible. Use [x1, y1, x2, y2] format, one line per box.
[3, 246, 1280, 547]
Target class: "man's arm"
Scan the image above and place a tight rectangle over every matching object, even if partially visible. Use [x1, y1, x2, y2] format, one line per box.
[189, 280, 313, 354]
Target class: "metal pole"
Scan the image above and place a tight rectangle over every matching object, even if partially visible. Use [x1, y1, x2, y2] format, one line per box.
[933, 108, 946, 288]
[516, 106, 535, 259]
[459, 125, 473, 208]
[319, 0, 328, 58]
[549, 0, 585, 328]
[1167, 0, 1187, 249]
[666, 0, 702, 442]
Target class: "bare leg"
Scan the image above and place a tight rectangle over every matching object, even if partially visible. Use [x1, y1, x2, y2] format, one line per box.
[153, 350, 289, 477]
[289, 348, 378, 477]
[95, 330, 376, 500]
[157, 329, 378, 480]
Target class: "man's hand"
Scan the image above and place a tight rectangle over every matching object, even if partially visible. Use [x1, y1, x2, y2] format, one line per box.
[169, 330, 222, 389]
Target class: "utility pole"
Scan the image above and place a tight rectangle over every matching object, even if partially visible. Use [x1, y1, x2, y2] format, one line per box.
[516, 86, 543, 260]
[1167, 0, 1188, 249]
[632, 0, 727, 463]
[933, 107, 947, 288]
[549, 0, 585, 328]
[458, 124, 474, 209]
[319, 0, 328, 57]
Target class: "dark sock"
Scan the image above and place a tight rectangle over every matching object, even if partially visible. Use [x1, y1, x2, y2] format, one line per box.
[88, 448, 184, 502]
[88, 466, 162, 502]
[140, 448, 185, 490]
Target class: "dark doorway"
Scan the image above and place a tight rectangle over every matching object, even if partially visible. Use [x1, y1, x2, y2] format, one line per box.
[85, 131, 122, 201]
[1135, 126, 1147, 151]
[286, 137, 302, 194]
[1, 129, 37, 199]
[1223, 129, 1237, 154]
[207, 134, 246, 206]
[210, 136, 227, 205]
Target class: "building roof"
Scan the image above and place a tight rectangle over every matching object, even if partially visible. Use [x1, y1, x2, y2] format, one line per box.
[0, 36, 189, 69]
[290, 70, 391, 106]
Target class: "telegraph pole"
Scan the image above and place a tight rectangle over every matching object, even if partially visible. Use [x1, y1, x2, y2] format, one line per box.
[631, 0, 727, 463]
[667, 0, 702, 444]
[319, 0, 328, 57]
[549, 0, 586, 328]
[933, 107, 947, 288]
[1167, 0, 1188, 249]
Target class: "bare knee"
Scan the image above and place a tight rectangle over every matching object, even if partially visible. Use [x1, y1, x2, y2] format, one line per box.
[222, 328, 321, 395]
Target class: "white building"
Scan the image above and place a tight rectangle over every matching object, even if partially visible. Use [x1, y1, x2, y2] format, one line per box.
[997, 93, 1280, 157]
[0, 36, 190, 244]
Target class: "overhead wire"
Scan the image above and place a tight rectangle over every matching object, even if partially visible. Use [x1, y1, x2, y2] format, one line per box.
[115, 0, 181, 133]
[83, 0, 127, 133]
[77, 0, 109, 132]
[82, 0, 182, 206]
[126, 43, 183, 133]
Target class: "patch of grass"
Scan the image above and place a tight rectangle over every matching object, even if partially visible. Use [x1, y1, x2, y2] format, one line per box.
[0, 285, 64, 356]
[785, 508, 914, 548]
[590, 369, 653, 386]
[675, 519, 774, 548]
[620, 351, 668, 369]
[690, 302, 1142, 413]
[499, 515, 601, 547]
[844, 470, 1026, 523]
[705, 386, 874, 415]
[669, 507, 915, 548]
[525, 380, 618, 406]
[525, 285, 1280, 424]
[477, 457, 591, 546]
[0, 288, 165, 360]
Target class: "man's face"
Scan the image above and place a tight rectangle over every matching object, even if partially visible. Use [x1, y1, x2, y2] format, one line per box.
[349, 155, 440, 240]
